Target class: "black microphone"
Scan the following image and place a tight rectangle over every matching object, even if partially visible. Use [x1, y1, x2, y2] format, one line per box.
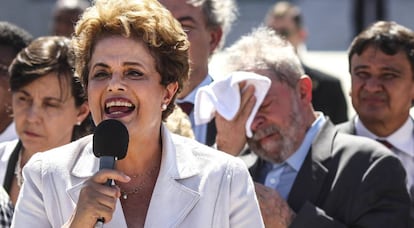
[92, 119, 129, 226]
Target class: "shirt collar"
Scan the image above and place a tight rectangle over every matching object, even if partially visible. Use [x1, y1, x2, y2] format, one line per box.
[176, 75, 213, 104]
[279, 112, 326, 171]
[354, 116, 414, 157]
[0, 122, 18, 142]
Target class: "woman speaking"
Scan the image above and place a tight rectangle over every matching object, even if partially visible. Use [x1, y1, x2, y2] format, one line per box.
[11, 0, 264, 227]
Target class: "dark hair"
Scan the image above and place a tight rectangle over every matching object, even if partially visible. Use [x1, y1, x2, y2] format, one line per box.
[187, 0, 238, 50]
[266, 1, 303, 29]
[9, 36, 92, 140]
[348, 21, 414, 76]
[0, 21, 33, 54]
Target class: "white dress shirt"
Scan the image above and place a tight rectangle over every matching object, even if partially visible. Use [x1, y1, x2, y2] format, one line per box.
[355, 116, 414, 191]
[264, 113, 326, 199]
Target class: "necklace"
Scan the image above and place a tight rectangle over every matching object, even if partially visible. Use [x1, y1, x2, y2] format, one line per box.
[14, 150, 23, 187]
[120, 166, 159, 200]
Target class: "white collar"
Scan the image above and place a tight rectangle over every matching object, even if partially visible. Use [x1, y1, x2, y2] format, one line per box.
[0, 122, 18, 143]
[355, 116, 414, 157]
[177, 75, 213, 104]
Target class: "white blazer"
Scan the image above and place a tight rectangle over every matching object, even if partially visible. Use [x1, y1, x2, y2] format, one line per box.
[12, 125, 264, 228]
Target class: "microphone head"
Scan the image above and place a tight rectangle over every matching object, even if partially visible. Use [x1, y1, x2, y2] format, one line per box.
[93, 119, 129, 159]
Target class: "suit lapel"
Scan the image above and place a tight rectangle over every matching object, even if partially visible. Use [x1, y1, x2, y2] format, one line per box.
[145, 125, 201, 227]
[67, 137, 98, 203]
[337, 117, 356, 134]
[67, 127, 202, 227]
[288, 120, 337, 211]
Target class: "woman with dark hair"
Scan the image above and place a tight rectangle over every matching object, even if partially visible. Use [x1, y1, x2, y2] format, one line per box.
[0, 36, 91, 206]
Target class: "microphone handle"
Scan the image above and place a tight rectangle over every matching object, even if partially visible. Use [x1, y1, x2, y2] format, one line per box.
[95, 156, 117, 226]
[99, 156, 116, 186]
[95, 219, 104, 228]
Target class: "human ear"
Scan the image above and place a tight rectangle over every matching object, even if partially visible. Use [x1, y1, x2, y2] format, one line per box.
[163, 82, 179, 105]
[76, 101, 90, 124]
[298, 75, 312, 103]
[209, 27, 223, 55]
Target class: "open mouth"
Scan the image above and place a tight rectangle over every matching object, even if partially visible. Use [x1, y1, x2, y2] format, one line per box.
[105, 99, 135, 115]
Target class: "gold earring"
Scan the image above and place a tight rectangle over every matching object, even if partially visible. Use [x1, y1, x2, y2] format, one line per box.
[161, 103, 167, 111]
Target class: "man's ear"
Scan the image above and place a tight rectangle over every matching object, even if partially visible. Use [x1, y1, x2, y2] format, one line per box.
[298, 75, 312, 103]
[209, 27, 223, 55]
[298, 28, 308, 43]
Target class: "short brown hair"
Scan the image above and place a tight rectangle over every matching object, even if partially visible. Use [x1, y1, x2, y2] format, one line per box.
[72, 0, 190, 119]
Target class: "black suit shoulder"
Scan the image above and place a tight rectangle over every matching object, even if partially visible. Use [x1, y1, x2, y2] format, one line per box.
[289, 122, 411, 227]
[303, 64, 348, 124]
[303, 64, 341, 83]
[335, 120, 355, 134]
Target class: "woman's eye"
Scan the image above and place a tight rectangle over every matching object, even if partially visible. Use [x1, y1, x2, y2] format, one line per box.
[44, 102, 60, 108]
[126, 70, 143, 78]
[92, 71, 110, 80]
[14, 95, 32, 107]
[18, 96, 27, 101]
[17, 95, 30, 103]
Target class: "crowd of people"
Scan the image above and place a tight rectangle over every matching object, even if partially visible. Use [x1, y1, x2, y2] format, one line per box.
[0, 0, 413, 227]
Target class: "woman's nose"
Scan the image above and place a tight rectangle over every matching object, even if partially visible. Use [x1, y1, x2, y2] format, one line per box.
[25, 104, 42, 123]
[107, 73, 126, 92]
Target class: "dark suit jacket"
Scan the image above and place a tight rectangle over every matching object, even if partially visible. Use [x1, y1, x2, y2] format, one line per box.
[335, 118, 357, 135]
[304, 64, 348, 124]
[337, 118, 414, 222]
[250, 120, 411, 227]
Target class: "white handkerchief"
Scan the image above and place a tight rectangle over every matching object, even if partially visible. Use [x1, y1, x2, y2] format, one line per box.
[194, 71, 271, 138]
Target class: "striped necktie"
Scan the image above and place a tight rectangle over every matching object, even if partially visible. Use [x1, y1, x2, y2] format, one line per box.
[178, 102, 194, 116]
[376, 139, 393, 149]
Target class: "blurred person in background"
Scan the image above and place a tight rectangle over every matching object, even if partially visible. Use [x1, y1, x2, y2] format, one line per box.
[0, 22, 32, 143]
[159, 0, 238, 146]
[265, 1, 348, 124]
[51, 0, 90, 37]
[0, 36, 91, 206]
